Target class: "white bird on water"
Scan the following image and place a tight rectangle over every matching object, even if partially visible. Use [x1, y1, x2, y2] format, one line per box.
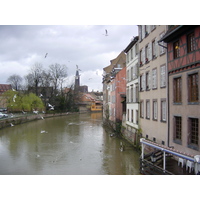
[41, 130, 47, 133]
[10, 123, 14, 127]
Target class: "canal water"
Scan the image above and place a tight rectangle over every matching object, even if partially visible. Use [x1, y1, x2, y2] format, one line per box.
[0, 112, 140, 175]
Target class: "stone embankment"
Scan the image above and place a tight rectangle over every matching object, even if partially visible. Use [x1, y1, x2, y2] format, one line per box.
[0, 112, 71, 130]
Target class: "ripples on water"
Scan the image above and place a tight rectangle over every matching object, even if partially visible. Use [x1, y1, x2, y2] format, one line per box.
[0, 112, 140, 175]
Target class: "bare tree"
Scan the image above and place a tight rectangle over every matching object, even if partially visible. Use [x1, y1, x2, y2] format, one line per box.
[26, 62, 43, 95]
[49, 63, 67, 93]
[7, 74, 23, 91]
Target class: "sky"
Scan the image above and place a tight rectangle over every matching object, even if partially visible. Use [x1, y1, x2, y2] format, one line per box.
[0, 25, 138, 92]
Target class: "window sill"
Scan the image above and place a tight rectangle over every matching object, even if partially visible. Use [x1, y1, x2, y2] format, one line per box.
[146, 117, 150, 120]
[173, 139, 182, 145]
[152, 118, 157, 121]
[160, 120, 166, 123]
[188, 102, 199, 105]
[152, 55, 157, 60]
[173, 102, 182, 105]
[160, 52, 166, 57]
[188, 144, 199, 151]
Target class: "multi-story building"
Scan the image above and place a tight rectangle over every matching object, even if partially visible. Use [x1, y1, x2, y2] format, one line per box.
[123, 36, 139, 143]
[102, 51, 126, 121]
[138, 25, 168, 145]
[161, 25, 200, 156]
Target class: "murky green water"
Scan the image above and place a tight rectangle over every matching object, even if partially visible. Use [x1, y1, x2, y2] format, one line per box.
[0, 112, 140, 175]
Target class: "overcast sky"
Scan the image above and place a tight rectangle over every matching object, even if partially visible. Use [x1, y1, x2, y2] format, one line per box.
[0, 25, 138, 91]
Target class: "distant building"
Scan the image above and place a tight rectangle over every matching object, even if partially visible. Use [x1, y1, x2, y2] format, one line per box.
[74, 66, 88, 93]
[0, 84, 12, 108]
[0, 84, 12, 95]
[102, 51, 126, 120]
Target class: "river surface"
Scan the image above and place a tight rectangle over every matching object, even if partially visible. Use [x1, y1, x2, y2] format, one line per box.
[0, 112, 140, 175]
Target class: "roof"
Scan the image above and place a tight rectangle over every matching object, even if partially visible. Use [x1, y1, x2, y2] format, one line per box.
[0, 84, 12, 95]
[124, 36, 139, 53]
[160, 25, 198, 43]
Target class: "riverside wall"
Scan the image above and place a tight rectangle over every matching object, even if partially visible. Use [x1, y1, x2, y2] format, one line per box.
[0, 112, 72, 130]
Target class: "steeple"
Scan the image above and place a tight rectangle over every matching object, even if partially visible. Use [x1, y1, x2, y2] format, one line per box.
[75, 65, 80, 90]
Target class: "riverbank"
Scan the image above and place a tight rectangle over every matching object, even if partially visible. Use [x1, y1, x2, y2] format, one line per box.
[0, 112, 75, 130]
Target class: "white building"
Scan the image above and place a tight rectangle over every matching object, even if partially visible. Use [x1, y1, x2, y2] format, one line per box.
[123, 36, 139, 143]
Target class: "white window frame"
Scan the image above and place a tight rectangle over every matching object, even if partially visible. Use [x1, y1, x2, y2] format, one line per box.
[152, 68, 157, 89]
[161, 99, 167, 122]
[160, 65, 166, 87]
[146, 100, 150, 119]
[153, 100, 157, 120]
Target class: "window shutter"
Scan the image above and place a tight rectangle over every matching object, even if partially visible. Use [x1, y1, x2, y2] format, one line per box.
[142, 25, 145, 39]
[139, 26, 142, 41]
[162, 101, 166, 121]
[155, 37, 159, 57]
[149, 42, 152, 61]
[160, 65, 166, 87]
[143, 74, 146, 91]
[142, 48, 145, 64]
[148, 71, 151, 89]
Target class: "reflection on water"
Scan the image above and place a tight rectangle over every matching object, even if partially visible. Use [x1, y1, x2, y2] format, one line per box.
[0, 112, 140, 175]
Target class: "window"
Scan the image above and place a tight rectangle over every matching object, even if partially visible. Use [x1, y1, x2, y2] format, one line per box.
[133, 64, 138, 79]
[140, 100, 144, 118]
[187, 32, 195, 53]
[140, 74, 145, 91]
[146, 100, 150, 119]
[153, 100, 157, 120]
[130, 85, 133, 102]
[131, 48, 133, 59]
[126, 87, 129, 103]
[135, 43, 138, 56]
[174, 116, 182, 141]
[161, 99, 166, 122]
[173, 40, 180, 59]
[152, 40, 156, 59]
[152, 68, 157, 89]
[151, 25, 156, 31]
[188, 73, 199, 102]
[160, 32, 166, 55]
[134, 84, 139, 103]
[145, 44, 149, 63]
[131, 67, 133, 80]
[160, 65, 166, 87]
[136, 110, 138, 124]
[188, 118, 199, 149]
[140, 50, 142, 66]
[131, 109, 134, 123]
[174, 77, 182, 103]
[146, 71, 150, 90]
[127, 109, 129, 121]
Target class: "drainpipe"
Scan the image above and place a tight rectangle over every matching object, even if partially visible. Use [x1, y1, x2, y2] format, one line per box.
[158, 39, 169, 147]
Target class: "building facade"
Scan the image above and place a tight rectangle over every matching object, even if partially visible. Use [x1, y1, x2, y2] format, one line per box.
[138, 25, 168, 145]
[161, 25, 200, 155]
[102, 51, 126, 121]
[123, 36, 139, 143]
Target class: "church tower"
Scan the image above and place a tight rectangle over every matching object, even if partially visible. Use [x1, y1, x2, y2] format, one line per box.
[74, 65, 80, 90]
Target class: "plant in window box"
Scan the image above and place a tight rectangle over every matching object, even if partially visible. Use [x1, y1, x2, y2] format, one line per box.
[145, 58, 149, 63]
[140, 61, 143, 66]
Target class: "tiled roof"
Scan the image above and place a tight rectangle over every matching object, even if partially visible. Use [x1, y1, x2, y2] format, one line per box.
[0, 84, 12, 95]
